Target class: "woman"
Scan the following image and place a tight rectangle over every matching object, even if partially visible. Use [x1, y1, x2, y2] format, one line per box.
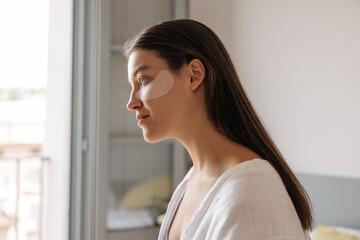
[124, 19, 313, 240]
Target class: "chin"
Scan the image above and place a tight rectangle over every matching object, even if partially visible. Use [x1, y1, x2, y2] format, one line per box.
[142, 131, 170, 143]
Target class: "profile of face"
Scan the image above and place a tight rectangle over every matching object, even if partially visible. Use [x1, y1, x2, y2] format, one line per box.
[127, 49, 198, 143]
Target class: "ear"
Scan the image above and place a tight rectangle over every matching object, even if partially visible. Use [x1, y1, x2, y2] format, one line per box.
[188, 58, 205, 91]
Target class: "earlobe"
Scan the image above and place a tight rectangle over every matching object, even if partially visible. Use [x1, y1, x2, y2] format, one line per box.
[189, 76, 204, 92]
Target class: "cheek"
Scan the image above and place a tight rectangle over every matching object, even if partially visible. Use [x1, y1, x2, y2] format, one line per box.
[135, 70, 174, 101]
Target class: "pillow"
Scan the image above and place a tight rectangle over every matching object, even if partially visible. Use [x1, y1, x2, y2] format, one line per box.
[156, 213, 165, 225]
[119, 173, 172, 210]
[312, 225, 360, 240]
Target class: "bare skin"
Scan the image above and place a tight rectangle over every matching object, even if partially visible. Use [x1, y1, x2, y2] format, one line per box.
[127, 49, 262, 240]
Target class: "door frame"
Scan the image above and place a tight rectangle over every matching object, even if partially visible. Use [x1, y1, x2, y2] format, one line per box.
[70, 0, 109, 239]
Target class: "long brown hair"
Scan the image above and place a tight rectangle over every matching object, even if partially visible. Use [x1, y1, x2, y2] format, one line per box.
[124, 19, 313, 231]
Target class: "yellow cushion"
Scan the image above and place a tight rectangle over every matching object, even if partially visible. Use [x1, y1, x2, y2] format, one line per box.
[156, 213, 166, 225]
[313, 225, 360, 240]
[119, 174, 172, 209]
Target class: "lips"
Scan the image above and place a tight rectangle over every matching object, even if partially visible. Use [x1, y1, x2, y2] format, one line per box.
[136, 114, 149, 121]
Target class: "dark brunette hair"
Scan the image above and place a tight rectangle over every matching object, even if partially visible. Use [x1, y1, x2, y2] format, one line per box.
[124, 19, 313, 231]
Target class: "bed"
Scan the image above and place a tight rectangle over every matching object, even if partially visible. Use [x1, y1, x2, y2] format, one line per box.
[296, 172, 360, 239]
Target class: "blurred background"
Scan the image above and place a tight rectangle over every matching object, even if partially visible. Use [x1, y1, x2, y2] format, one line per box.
[0, 1, 48, 239]
[0, 0, 359, 240]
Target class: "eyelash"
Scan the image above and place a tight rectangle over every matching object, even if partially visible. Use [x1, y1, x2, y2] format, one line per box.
[138, 77, 147, 85]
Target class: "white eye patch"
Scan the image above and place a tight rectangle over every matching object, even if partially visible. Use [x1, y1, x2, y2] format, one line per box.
[135, 69, 174, 100]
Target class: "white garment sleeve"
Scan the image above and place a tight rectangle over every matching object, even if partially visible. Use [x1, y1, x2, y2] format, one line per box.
[198, 175, 309, 240]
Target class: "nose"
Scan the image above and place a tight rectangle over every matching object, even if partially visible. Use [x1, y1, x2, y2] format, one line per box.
[127, 89, 143, 111]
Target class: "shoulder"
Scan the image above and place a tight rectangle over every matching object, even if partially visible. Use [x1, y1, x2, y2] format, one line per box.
[213, 159, 293, 211]
[214, 159, 287, 202]
[201, 159, 307, 239]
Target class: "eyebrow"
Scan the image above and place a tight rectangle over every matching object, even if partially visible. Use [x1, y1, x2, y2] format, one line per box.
[128, 65, 150, 85]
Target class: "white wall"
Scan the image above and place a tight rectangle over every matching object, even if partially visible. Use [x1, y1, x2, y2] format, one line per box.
[190, 0, 360, 178]
[43, 0, 72, 239]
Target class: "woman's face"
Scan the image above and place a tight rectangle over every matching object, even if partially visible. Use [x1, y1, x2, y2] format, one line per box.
[127, 49, 191, 142]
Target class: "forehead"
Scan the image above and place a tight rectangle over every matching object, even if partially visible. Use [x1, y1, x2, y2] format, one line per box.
[127, 49, 169, 79]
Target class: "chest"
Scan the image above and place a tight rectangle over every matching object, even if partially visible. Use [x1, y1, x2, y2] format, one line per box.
[167, 183, 213, 240]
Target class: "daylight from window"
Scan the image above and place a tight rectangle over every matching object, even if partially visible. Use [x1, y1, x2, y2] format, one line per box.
[0, 1, 49, 240]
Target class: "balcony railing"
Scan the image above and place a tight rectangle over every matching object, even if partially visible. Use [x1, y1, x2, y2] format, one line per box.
[0, 122, 44, 145]
[0, 155, 48, 240]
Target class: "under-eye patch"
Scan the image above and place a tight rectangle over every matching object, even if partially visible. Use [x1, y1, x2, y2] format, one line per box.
[135, 70, 174, 100]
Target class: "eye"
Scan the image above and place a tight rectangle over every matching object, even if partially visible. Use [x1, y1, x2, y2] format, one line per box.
[138, 77, 147, 85]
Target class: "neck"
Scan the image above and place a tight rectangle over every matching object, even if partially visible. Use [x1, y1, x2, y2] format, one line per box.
[176, 115, 260, 178]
